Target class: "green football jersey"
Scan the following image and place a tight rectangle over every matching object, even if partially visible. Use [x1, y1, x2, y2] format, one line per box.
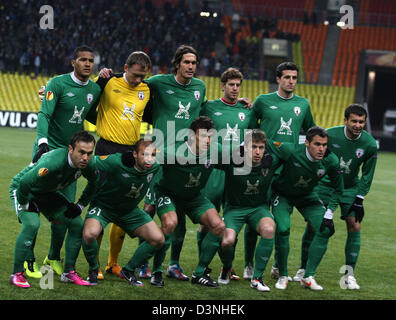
[269, 141, 343, 211]
[36, 73, 101, 149]
[156, 142, 223, 200]
[253, 92, 315, 143]
[145, 74, 206, 147]
[220, 153, 282, 208]
[319, 126, 378, 195]
[11, 148, 98, 206]
[82, 153, 160, 214]
[200, 98, 258, 144]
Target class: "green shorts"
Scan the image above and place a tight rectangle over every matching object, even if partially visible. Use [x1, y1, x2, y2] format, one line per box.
[85, 205, 153, 236]
[155, 188, 215, 224]
[223, 204, 273, 234]
[316, 184, 356, 219]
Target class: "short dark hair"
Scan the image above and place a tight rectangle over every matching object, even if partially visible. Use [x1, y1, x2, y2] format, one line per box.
[276, 61, 299, 78]
[244, 129, 267, 146]
[125, 51, 152, 70]
[344, 104, 367, 120]
[220, 67, 243, 84]
[72, 45, 94, 60]
[171, 45, 199, 74]
[306, 126, 328, 142]
[134, 135, 155, 153]
[70, 130, 96, 148]
[190, 116, 215, 133]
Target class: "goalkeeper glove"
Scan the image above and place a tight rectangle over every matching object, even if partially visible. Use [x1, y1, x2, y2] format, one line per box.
[348, 196, 364, 223]
[64, 203, 85, 219]
[32, 142, 49, 163]
[320, 209, 335, 236]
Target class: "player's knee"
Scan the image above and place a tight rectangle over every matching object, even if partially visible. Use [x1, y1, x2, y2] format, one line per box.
[221, 236, 235, 248]
[150, 233, 165, 249]
[346, 218, 361, 232]
[22, 219, 40, 236]
[261, 223, 275, 238]
[83, 227, 99, 244]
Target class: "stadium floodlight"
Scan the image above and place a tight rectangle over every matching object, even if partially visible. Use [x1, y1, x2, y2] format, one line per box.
[336, 21, 345, 27]
[324, 20, 329, 25]
[213, 12, 218, 18]
[200, 11, 210, 17]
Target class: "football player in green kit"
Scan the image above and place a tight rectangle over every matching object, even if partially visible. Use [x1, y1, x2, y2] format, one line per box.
[293, 104, 377, 290]
[25, 46, 102, 279]
[198, 67, 257, 283]
[152, 116, 226, 287]
[244, 62, 316, 282]
[194, 129, 280, 291]
[9, 131, 100, 288]
[81, 138, 164, 286]
[269, 126, 343, 291]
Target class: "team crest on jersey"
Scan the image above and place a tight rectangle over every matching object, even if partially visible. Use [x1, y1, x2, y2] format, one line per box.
[38, 168, 48, 177]
[294, 106, 301, 116]
[205, 159, 212, 168]
[261, 168, 269, 177]
[138, 91, 145, 100]
[194, 91, 200, 100]
[238, 112, 246, 121]
[46, 91, 54, 101]
[87, 93, 93, 104]
[317, 169, 325, 177]
[147, 173, 153, 183]
[355, 148, 364, 158]
[74, 170, 82, 180]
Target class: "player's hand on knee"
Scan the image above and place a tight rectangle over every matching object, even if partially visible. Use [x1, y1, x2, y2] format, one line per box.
[349, 196, 364, 223]
[64, 202, 84, 219]
[320, 209, 335, 236]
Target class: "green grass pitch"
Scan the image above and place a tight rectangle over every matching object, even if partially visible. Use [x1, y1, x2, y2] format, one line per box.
[0, 127, 395, 301]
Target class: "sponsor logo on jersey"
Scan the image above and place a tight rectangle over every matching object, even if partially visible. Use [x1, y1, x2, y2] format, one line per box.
[166, 90, 174, 95]
[224, 123, 239, 141]
[69, 106, 85, 124]
[244, 180, 260, 195]
[113, 89, 121, 93]
[138, 91, 145, 100]
[87, 93, 93, 104]
[238, 112, 246, 121]
[332, 144, 341, 148]
[125, 183, 144, 198]
[294, 106, 301, 116]
[194, 90, 200, 100]
[340, 157, 352, 174]
[66, 92, 75, 97]
[355, 148, 364, 158]
[270, 106, 278, 109]
[214, 112, 222, 116]
[175, 101, 191, 119]
[277, 117, 293, 136]
[38, 168, 48, 176]
[185, 172, 201, 187]
[121, 102, 136, 120]
[46, 91, 54, 101]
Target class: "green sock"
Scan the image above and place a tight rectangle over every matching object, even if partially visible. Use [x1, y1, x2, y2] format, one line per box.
[169, 215, 186, 266]
[13, 211, 40, 273]
[124, 240, 157, 271]
[276, 231, 290, 277]
[48, 222, 67, 260]
[82, 239, 99, 271]
[219, 237, 238, 269]
[300, 226, 315, 269]
[244, 225, 257, 267]
[252, 237, 274, 280]
[193, 232, 221, 277]
[196, 229, 207, 259]
[152, 233, 170, 273]
[345, 231, 361, 271]
[63, 217, 84, 273]
[304, 234, 329, 277]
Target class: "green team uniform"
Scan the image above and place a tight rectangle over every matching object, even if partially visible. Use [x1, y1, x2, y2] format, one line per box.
[269, 141, 343, 278]
[298, 126, 378, 273]
[9, 148, 99, 274]
[144, 74, 207, 269]
[253, 92, 315, 143]
[81, 153, 161, 272]
[30, 72, 101, 263]
[200, 98, 257, 211]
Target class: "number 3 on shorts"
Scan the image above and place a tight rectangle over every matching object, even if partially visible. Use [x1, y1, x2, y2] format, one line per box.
[157, 196, 171, 208]
[88, 207, 102, 217]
